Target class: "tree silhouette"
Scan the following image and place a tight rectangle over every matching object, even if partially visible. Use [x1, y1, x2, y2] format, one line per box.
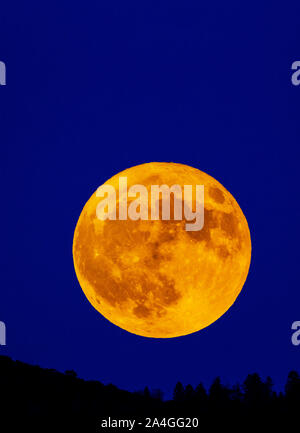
[0, 355, 299, 429]
[209, 377, 229, 406]
[143, 386, 150, 399]
[195, 382, 207, 404]
[243, 373, 266, 407]
[173, 382, 185, 402]
[184, 384, 195, 401]
[285, 370, 300, 409]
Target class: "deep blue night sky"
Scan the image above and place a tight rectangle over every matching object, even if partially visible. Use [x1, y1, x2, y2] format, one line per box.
[1, 1, 300, 398]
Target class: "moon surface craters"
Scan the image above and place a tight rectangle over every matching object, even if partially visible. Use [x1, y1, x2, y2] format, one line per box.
[73, 162, 251, 338]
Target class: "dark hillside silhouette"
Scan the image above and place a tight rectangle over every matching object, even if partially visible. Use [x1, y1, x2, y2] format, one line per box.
[0, 356, 297, 430]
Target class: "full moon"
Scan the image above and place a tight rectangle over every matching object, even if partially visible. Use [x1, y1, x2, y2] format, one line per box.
[73, 162, 251, 338]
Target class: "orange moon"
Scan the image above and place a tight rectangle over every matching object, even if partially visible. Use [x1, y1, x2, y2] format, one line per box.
[73, 162, 251, 338]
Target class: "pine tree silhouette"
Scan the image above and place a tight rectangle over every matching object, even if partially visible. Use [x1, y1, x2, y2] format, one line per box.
[0, 355, 300, 429]
[173, 382, 185, 402]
